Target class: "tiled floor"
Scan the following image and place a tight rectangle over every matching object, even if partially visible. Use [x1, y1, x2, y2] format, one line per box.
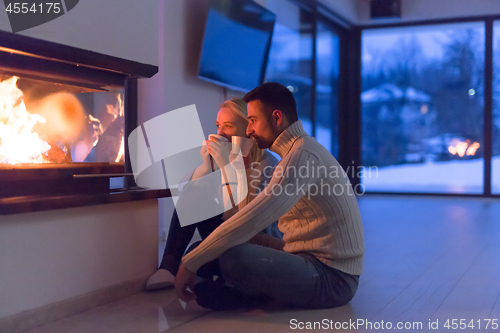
[22, 289, 208, 333]
[23, 195, 500, 332]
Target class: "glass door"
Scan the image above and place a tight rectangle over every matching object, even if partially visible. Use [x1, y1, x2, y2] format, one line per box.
[493, 21, 500, 194]
[315, 20, 340, 157]
[361, 23, 485, 194]
[264, 0, 314, 135]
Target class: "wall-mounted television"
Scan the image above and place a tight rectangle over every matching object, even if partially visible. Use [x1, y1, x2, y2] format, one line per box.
[198, 0, 276, 92]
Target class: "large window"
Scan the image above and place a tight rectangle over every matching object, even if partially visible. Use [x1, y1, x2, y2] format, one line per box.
[315, 21, 340, 157]
[264, 0, 342, 157]
[265, 0, 313, 135]
[361, 23, 485, 194]
[493, 22, 500, 194]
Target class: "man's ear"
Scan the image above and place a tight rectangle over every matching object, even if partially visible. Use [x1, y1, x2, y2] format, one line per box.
[272, 109, 284, 126]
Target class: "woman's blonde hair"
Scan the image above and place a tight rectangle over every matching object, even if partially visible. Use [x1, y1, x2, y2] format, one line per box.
[220, 98, 264, 163]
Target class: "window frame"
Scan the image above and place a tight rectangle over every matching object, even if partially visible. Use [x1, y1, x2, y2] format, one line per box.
[275, 3, 500, 198]
[286, 0, 353, 164]
[354, 15, 500, 198]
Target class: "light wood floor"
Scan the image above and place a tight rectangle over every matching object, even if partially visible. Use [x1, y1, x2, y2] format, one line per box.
[24, 195, 500, 332]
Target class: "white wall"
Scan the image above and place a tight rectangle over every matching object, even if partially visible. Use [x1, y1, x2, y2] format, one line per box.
[318, 0, 360, 24]
[0, 0, 158, 65]
[138, 0, 242, 128]
[399, 0, 500, 22]
[0, 0, 246, 319]
[0, 0, 260, 319]
[0, 0, 161, 320]
[138, 0, 245, 239]
[318, 0, 500, 26]
[0, 200, 158, 319]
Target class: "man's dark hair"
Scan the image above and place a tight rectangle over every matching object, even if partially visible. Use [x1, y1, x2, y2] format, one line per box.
[244, 82, 298, 123]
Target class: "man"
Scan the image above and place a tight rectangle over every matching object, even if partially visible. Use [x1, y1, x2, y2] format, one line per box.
[175, 82, 364, 310]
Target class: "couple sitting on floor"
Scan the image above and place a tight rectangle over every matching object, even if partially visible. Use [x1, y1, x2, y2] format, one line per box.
[147, 82, 365, 311]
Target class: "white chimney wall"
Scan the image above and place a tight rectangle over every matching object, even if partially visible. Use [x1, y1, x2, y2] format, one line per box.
[0, 200, 158, 319]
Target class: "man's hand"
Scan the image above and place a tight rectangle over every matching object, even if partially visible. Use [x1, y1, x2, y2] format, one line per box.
[174, 263, 197, 303]
[243, 153, 253, 168]
[229, 151, 254, 170]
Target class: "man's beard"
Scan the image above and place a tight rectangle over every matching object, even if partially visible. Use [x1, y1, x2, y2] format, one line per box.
[255, 136, 272, 149]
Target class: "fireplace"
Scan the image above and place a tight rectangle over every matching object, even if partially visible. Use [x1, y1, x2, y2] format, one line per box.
[0, 30, 166, 214]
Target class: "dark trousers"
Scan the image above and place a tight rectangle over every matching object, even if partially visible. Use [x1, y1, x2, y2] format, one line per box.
[159, 210, 224, 276]
[159, 209, 282, 276]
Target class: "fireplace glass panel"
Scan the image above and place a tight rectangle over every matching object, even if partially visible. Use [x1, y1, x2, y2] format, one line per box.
[0, 75, 125, 166]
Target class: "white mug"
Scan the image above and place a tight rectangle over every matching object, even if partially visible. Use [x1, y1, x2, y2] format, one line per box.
[231, 136, 254, 157]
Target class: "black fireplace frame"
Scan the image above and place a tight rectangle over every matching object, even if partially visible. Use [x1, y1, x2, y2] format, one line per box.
[0, 30, 171, 214]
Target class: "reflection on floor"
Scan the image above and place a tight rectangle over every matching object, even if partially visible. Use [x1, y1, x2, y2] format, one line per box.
[22, 289, 208, 333]
[23, 195, 500, 332]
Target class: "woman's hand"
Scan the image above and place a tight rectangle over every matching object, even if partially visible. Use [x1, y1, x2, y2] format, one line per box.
[199, 143, 211, 169]
[190, 143, 213, 180]
[208, 141, 231, 169]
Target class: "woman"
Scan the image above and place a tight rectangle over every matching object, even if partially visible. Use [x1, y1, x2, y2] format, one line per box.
[146, 98, 281, 290]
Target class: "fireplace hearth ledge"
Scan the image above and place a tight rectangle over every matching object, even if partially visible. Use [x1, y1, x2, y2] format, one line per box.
[0, 188, 175, 215]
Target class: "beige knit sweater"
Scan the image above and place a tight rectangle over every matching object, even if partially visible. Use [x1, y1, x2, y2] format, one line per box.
[183, 120, 365, 275]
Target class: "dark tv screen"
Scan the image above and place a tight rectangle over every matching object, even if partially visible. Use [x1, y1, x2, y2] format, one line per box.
[198, 0, 276, 92]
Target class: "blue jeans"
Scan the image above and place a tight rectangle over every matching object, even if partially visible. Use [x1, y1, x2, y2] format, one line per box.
[198, 242, 359, 309]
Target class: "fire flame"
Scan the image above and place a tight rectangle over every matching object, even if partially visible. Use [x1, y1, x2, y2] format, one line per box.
[1, 76, 125, 165]
[0, 76, 51, 164]
[107, 94, 123, 119]
[115, 137, 125, 163]
[88, 114, 103, 147]
[106, 94, 125, 163]
[448, 140, 480, 157]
